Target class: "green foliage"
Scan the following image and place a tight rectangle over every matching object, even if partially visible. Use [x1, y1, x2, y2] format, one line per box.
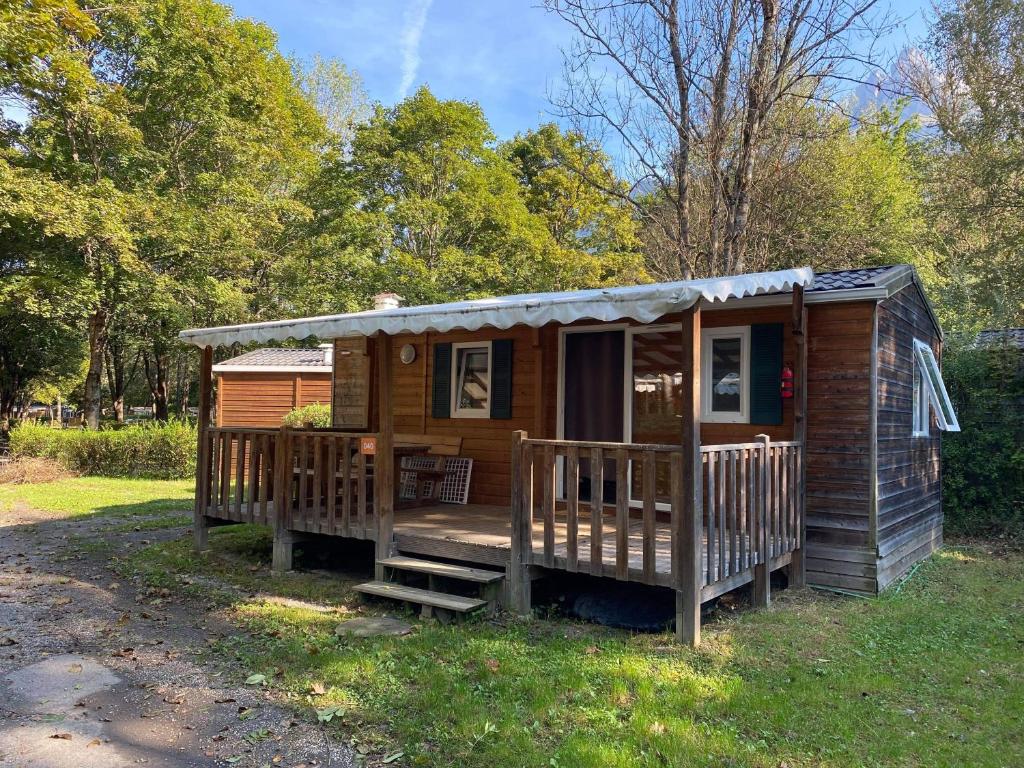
[281, 402, 331, 429]
[9, 421, 197, 479]
[941, 344, 1024, 537]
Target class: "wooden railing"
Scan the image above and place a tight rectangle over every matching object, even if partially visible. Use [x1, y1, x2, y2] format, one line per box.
[278, 429, 376, 539]
[201, 428, 278, 526]
[199, 427, 377, 540]
[700, 439, 802, 599]
[511, 432, 803, 598]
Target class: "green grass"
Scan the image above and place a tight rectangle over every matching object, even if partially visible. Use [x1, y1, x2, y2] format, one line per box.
[130, 529, 1024, 768]
[0, 476, 193, 518]
[7, 476, 1022, 767]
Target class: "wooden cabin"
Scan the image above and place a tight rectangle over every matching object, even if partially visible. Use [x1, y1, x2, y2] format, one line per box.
[180, 265, 958, 645]
[213, 347, 333, 428]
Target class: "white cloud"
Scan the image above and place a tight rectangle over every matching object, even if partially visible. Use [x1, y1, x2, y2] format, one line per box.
[397, 0, 433, 99]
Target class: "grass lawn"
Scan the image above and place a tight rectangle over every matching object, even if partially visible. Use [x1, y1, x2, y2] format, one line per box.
[0, 475, 193, 519]
[4, 476, 1021, 767]
[131, 527, 1023, 768]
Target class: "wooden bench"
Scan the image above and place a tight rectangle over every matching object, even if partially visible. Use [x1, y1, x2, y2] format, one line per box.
[394, 433, 463, 456]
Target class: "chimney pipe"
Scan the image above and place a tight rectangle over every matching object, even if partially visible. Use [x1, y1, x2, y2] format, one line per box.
[318, 342, 333, 365]
[372, 292, 403, 311]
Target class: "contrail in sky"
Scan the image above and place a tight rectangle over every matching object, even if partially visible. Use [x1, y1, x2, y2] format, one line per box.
[398, 0, 433, 99]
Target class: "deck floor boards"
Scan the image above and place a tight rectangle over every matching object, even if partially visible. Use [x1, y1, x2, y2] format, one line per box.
[394, 503, 791, 586]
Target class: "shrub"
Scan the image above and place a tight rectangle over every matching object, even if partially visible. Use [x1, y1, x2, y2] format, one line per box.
[281, 402, 332, 429]
[942, 344, 1024, 539]
[9, 422, 197, 479]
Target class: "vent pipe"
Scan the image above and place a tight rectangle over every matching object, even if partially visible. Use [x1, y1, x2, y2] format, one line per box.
[318, 342, 333, 365]
[372, 292, 403, 311]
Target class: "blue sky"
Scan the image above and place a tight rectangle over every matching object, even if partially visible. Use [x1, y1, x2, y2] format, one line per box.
[229, 0, 933, 141]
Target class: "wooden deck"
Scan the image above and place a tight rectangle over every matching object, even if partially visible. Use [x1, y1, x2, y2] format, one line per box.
[395, 503, 792, 598]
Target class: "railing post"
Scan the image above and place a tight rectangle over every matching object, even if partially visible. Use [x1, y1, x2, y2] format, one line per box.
[753, 433, 771, 608]
[676, 303, 702, 646]
[509, 430, 533, 616]
[791, 283, 808, 587]
[272, 425, 293, 572]
[193, 345, 213, 552]
[374, 333, 395, 579]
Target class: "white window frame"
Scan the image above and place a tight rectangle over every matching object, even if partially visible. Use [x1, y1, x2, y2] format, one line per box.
[700, 325, 750, 423]
[450, 341, 492, 419]
[912, 338, 960, 435]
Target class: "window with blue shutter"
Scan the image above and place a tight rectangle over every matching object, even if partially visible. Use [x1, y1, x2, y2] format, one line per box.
[749, 323, 784, 425]
[491, 339, 513, 419]
[431, 343, 452, 419]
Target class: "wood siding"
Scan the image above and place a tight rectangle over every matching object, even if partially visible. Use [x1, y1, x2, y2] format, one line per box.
[217, 372, 332, 428]
[381, 307, 798, 508]
[875, 284, 943, 590]
[803, 301, 877, 593]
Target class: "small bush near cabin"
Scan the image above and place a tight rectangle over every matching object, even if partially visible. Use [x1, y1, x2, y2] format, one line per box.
[281, 402, 331, 429]
[942, 344, 1024, 538]
[9, 422, 197, 479]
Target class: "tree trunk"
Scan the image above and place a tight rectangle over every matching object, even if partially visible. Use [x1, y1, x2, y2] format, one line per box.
[84, 307, 107, 429]
[143, 351, 170, 422]
[666, 0, 693, 279]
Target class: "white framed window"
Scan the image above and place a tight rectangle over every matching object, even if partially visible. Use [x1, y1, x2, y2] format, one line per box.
[701, 326, 750, 423]
[912, 338, 960, 435]
[451, 341, 492, 418]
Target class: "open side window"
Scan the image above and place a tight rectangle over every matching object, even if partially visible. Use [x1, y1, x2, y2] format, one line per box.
[912, 339, 960, 435]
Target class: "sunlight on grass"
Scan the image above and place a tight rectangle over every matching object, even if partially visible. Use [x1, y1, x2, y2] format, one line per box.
[125, 530, 1024, 768]
[0, 476, 194, 518]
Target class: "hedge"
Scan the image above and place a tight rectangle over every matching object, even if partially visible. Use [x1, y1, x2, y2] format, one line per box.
[9, 422, 197, 479]
[942, 344, 1024, 538]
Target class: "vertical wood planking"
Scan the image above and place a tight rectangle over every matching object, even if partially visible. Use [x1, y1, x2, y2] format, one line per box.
[193, 346, 213, 540]
[706, 452, 716, 585]
[220, 432, 232, 518]
[642, 450, 656, 582]
[312, 435, 324, 532]
[728, 450, 737, 577]
[739, 448, 748, 570]
[246, 433, 258, 520]
[717, 450, 726, 581]
[340, 437, 351, 536]
[327, 437, 338, 534]
[210, 431, 221, 515]
[615, 449, 629, 580]
[590, 447, 604, 574]
[542, 444, 555, 567]
[565, 446, 579, 573]
[521, 441, 534, 565]
[356, 451, 367, 536]
[677, 303, 702, 647]
[259, 434, 270, 524]
[297, 435, 309, 529]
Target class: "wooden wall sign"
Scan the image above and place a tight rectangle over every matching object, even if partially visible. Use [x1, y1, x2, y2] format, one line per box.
[332, 337, 370, 429]
[359, 436, 377, 455]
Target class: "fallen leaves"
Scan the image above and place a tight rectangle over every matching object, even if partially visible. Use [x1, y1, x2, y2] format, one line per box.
[49, 733, 72, 740]
[244, 673, 267, 686]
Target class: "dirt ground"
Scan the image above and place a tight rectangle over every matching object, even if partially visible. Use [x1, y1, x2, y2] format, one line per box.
[0, 505, 356, 768]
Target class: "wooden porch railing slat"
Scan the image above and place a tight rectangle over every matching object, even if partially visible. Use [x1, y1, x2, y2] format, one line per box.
[589, 447, 604, 573]
[615, 449, 629, 581]
[565, 446, 579, 573]
[541, 444, 555, 568]
[642, 450, 656, 582]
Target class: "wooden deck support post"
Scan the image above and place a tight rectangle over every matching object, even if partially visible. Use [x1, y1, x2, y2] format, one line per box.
[753, 433, 772, 607]
[509, 430, 533, 616]
[271, 425, 293, 572]
[193, 345, 214, 551]
[790, 283, 808, 587]
[375, 332, 395, 580]
[676, 304, 702, 646]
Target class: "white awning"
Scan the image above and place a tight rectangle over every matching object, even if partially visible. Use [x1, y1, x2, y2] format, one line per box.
[179, 267, 814, 348]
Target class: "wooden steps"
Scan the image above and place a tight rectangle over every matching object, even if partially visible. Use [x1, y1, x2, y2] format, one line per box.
[353, 581, 488, 613]
[378, 556, 505, 584]
[354, 555, 505, 620]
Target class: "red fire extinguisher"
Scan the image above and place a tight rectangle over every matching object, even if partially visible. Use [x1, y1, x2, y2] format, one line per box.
[781, 366, 794, 399]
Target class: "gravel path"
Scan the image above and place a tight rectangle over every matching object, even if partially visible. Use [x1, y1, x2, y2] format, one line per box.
[0, 505, 355, 768]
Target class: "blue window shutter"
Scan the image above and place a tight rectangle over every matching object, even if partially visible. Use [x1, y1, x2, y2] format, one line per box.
[431, 343, 452, 419]
[750, 323, 783, 425]
[491, 339, 513, 419]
